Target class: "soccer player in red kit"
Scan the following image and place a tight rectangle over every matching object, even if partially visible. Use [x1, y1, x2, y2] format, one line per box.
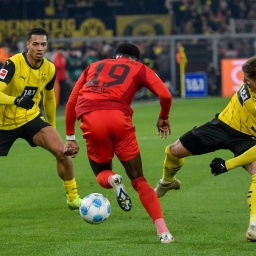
[64, 43, 174, 243]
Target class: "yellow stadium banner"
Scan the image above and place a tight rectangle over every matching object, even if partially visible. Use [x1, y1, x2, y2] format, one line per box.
[0, 18, 113, 46]
[116, 15, 172, 36]
[77, 18, 113, 37]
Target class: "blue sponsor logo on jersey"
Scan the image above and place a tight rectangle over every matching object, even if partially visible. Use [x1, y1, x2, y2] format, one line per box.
[237, 83, 250, 106]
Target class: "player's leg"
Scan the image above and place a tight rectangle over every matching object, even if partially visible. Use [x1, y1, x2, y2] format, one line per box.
[245, 161, 256, 241]
[89, 159, 132, 212]
[155, 120, 226, 198]
[120, 154, 174, 243]
[31, 123, 81, 210]
[154, 141, 187, 197]
[0, 129, 19, 156]
[224, 131, 256, 241]
[154, 134, 193, 198]
[80, 110, 132, 211]
[109, 111, 174, 242]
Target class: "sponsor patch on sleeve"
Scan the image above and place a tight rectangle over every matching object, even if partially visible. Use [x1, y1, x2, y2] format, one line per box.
[0, 69, 8, 80]
[237, 83, 250, 106]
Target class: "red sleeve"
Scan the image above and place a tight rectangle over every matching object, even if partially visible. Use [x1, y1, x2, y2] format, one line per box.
[65, 69, 88, 135]
[159, 96, 172, 120]
[139, 66, 172, 119]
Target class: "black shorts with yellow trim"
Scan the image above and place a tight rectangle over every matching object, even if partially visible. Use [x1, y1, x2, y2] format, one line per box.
[0, 114, 51, 156]
[180, 117, 256, 156]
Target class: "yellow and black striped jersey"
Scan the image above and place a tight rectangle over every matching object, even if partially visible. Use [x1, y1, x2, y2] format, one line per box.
[218, 83, 256, 136]
[0, 53, 56, 130]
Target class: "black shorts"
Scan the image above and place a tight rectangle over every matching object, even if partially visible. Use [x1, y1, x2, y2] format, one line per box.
[180, 117, 256, 156]
[0, 114, 51, 156]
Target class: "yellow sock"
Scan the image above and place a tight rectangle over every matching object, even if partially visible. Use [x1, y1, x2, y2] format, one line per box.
[249, 174, 256, 223]
[162, 145, 184, 182]
[63, 178, 78, 202]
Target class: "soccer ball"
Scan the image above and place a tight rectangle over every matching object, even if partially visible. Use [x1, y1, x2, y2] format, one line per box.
[79, 193, 111, 224]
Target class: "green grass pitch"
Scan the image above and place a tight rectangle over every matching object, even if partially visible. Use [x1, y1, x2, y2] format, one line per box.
[0, 97, 255, 255]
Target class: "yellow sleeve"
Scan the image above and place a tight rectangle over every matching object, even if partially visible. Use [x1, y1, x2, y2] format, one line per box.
[0, 81, 16, 105]
[225, 145, 256, 170]
[43, 88, 56, 128]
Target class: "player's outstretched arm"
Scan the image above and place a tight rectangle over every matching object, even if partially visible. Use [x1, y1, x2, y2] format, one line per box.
[225, 145, 256, 169]
[210, 145, 256, 175]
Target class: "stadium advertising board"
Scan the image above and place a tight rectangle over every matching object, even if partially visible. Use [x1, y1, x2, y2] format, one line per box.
[184, 72, 207, 97]
[221, 58, 247, 97]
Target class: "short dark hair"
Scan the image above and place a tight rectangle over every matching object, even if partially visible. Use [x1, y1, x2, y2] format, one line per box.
[242, 56, 256, 80]
[115, 43, 140, 60]
[27, 27, 48, 41]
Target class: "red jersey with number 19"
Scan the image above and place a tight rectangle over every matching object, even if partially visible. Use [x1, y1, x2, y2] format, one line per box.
[66, 57, 172, 135]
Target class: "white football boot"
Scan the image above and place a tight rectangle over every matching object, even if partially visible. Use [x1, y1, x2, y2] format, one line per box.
[154, 179, 181, 198]
[159, 232, 175, 243]
[111, 174, 132, 212]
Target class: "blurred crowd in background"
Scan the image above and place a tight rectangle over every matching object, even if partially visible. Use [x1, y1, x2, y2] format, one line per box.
[1, 0, 256, 34]
[46, 40, 169, 105]
[1, 0, 256, 104]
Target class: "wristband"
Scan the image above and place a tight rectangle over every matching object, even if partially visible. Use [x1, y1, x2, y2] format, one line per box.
[66, 135, 76, 140]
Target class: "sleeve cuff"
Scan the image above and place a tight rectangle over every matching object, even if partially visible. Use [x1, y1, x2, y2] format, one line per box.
[66, 135, 76, 140]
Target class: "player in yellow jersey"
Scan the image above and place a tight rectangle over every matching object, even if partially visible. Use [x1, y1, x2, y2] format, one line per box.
[154, 56, 256, 241]
[0, 27, 81, 210]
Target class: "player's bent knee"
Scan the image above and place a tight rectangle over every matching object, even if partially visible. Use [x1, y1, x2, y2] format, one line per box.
[53, 149, 69, 161]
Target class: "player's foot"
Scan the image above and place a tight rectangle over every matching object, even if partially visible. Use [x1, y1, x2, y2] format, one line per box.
[159, 232, 175, 243]
[246, 223, 256, 241]
[111, 174, 132, 212]
[67, 195, 82, 210]
[154, 178, 181, 198]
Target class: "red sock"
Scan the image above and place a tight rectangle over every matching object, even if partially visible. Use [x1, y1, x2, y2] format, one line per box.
[96, 170, 115, 189]
[131, 176, 164, 221]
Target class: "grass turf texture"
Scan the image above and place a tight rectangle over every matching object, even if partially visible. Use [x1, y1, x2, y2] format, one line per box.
[0, 97, 254, 255]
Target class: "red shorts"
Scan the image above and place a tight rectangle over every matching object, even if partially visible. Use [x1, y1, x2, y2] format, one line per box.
[80, 110, 140, 163]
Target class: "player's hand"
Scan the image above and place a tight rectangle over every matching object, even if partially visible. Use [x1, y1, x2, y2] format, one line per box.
[210, 158, 228, 176]
[156, 118, 171, 139]
[14, 96, 35, 110]
[64, 140, 80, 158]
